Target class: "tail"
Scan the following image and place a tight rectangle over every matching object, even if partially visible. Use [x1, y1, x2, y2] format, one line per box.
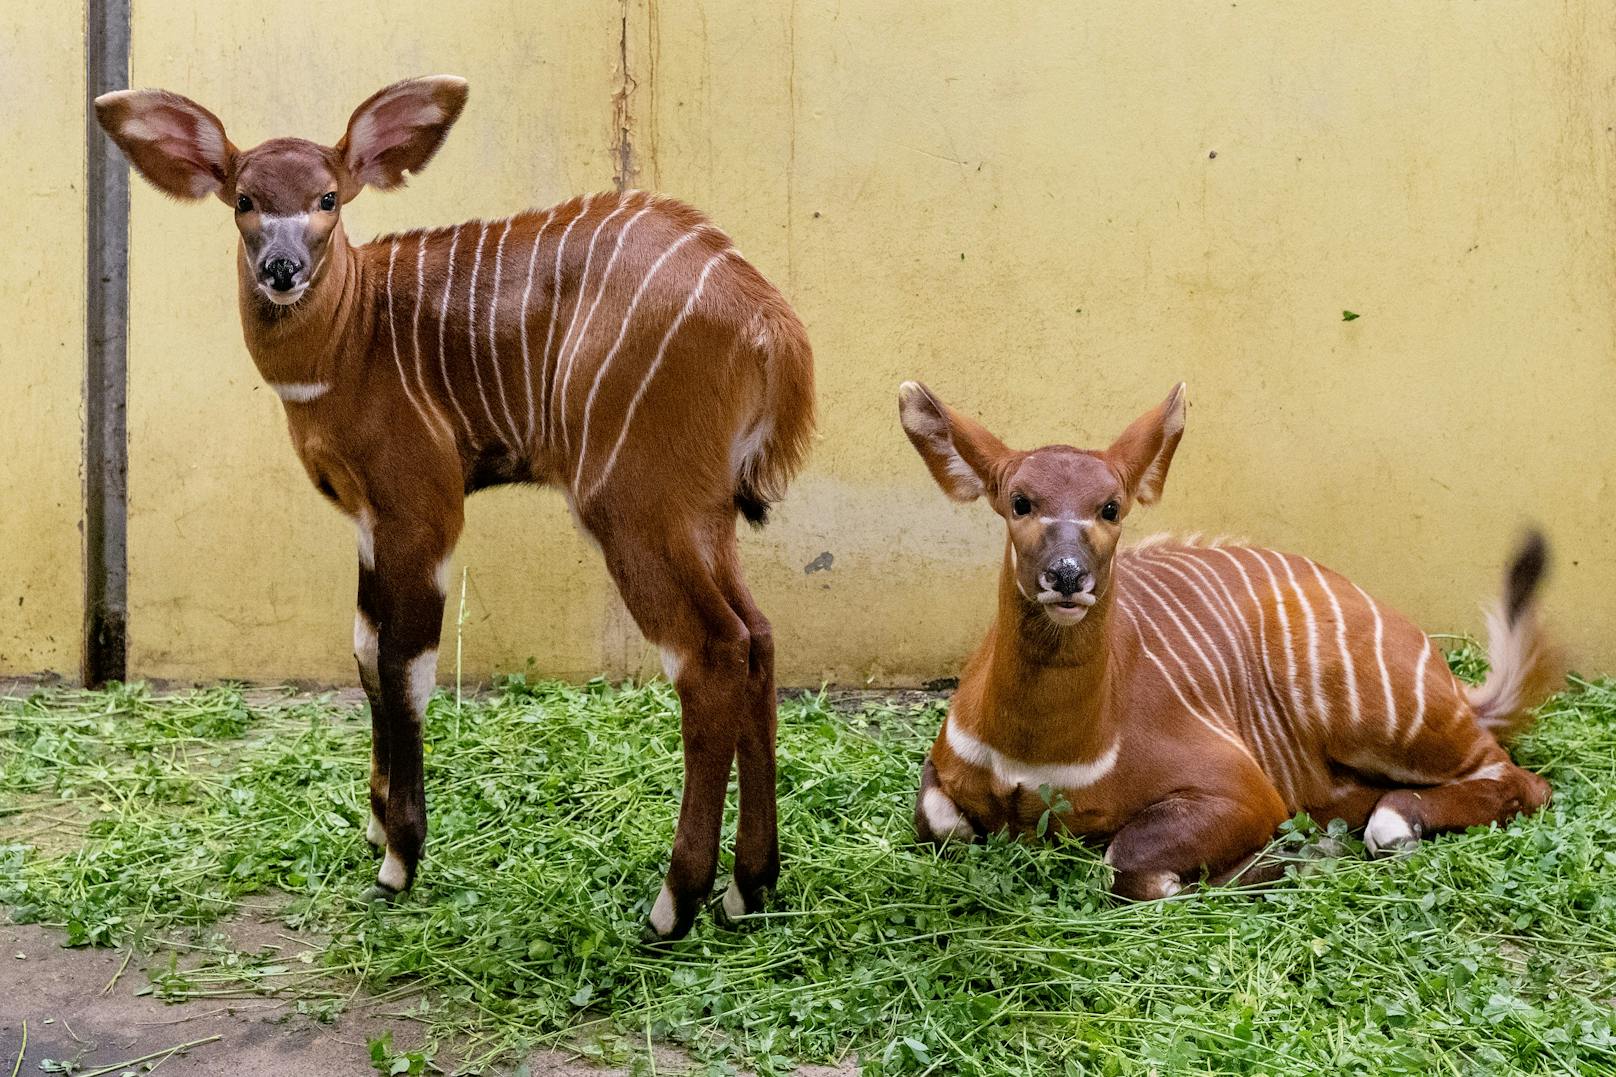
[1467, 530, 1564, 742]
[733, 294, 815, 528]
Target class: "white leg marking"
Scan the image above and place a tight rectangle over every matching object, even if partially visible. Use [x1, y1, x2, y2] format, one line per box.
[405, 649, 438, 722]
[436, 224, 477, 441]
[1365, 803, 1418, 857]
[659, 646, 684, 683]
[378, 850, 408, 890]
[432, 555, 453, 596]
[366, 811, 387, 847]
[385, 238, 442, 441]
[268, 381, 330, 403]
[411, 232, 456, 442]
[355, 508, 376, 572]
[649, 882, 676, 936]
[721, 879, 749, 919]
[353, 610, 379, 676]
[921, 787, 977, 841]
[518, 210, 557, 450]
[556, 198, 655, 456]
[539, 194, 595, 449]
[585, 250, 728, 503]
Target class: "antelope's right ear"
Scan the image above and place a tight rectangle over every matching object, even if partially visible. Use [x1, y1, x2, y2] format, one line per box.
[338, 76, 469, 195]
[94, 90, 236, 202]
[898, 381, 1010, 502]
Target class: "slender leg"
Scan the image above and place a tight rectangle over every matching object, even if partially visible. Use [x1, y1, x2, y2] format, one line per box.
[1104, 784, 1288, 900]
[355, 565, 388, 848]
[1365, 759, 1550, 857]
[594, 518, 750, 942]
[364, 509, 459, 899]
[715, 564, 780, 924]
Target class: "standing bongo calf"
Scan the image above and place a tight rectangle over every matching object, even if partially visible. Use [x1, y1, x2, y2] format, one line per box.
[899, 381, 1558, 898]
[95, 77, 813, 940]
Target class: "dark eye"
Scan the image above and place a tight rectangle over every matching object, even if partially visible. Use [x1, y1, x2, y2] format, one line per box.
[1101, 500, 1120, 522]
[1010, 493, 1032, 518]
[235, 194, 253, 213]
[319, 191, 338, 212]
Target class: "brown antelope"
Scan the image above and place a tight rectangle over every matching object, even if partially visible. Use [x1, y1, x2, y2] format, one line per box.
[94, 77, 814, 940]
[898, 381, 1559, 899]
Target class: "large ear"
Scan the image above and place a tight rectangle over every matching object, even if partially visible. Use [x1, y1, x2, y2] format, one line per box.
[94, 89, 236, 202]
[1105, 383, 1187, 506]
[898, 381, 1012, 502]
[337, 76, 469, 193]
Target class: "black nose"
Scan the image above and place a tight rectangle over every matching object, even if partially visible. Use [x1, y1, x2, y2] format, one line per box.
[1045, 558, 1089, 596]
[263, 257, 302, 292]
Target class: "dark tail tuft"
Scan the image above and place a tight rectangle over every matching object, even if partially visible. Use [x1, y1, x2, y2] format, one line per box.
[1505, 529, 1548, 624]
[735, 487, 771, 529]
[1468, 529, 1563, 743]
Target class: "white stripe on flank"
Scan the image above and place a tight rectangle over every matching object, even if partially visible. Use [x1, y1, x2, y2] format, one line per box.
[1155, 550, 1305, 800]
[517, 209, 556, 450]
[1206, 547, 1312, 798]
[486, 217, 523, 446]
[411, 233, 455, 442]
[556, 198, 657, 459]
[585, 250, 727, 503]
[1352, 582, 1398, 740]
[1274, 552, 1328, 728]
[574, 227, 705, 487]
[945, 713, 1120, 791]
[436, 224, 476, 440]
[553, 197, 636, 452]
[384, 240, 441, 440]
[268, 382, 329, 403]
[465, 221, 503, 439]
[539, 195, 595, 448]
[1127, 568, 1239, 715]
[1409, 635, 1432, 743]
[1117, 600, 1254, 758]
[1244, 548, 1312, 731]
[1307, 559, 1360, 729]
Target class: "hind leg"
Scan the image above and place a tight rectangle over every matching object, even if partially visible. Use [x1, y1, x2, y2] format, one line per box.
[594, 515, 752, 943]
[708, 556, 780, 925]
[1365, 755, 1550, 857]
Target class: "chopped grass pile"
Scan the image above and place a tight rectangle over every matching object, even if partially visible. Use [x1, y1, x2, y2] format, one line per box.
[3, 657, 1616, 1075]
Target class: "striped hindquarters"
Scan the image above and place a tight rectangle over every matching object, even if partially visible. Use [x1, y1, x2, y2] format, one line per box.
[1115, 541, 1473, 808]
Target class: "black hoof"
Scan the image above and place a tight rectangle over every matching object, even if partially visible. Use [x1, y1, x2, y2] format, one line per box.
[363, 882, 402, 905]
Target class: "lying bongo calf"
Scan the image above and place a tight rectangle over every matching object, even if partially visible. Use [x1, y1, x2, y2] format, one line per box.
[898, 381, 1558, 898]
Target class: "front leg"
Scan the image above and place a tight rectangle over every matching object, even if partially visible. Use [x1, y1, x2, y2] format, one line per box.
[364, 508, 459, 900]
[355, 563, 388, 848]
[1104, 785, 1287, 900]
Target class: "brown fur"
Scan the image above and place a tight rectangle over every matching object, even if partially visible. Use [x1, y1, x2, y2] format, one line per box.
[901, 382, 1556, 899]
[96, 77, 814, 941]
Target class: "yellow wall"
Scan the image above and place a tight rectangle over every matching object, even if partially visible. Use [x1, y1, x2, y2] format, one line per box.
[0, 5, 85, 675]
[23, 2, 1616, 683]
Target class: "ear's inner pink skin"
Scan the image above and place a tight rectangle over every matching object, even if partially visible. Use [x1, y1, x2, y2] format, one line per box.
[899, 381, 1557, 903]
[94, 77, 818, 942]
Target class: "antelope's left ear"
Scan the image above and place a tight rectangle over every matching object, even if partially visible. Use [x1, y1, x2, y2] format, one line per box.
[337, 76, 469, 195]
[1105, 383, 1186, 506]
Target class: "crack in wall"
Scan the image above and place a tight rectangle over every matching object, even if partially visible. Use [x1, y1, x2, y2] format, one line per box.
[610, 0, 641, 192]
